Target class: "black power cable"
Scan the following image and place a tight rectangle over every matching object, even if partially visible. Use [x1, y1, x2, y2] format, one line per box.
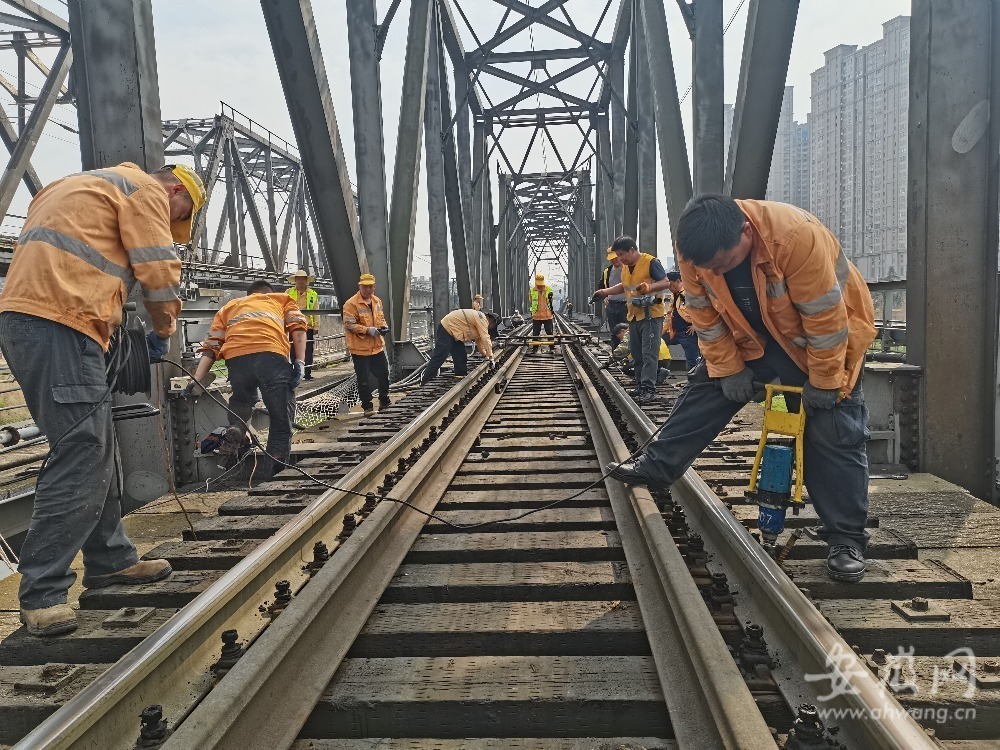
[165, 358, 668, 531]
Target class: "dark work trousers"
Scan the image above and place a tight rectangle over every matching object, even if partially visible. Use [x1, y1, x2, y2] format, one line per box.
[637, 343, 870, 551]
[628, 316, 663, 394]
[664, 329, 701, 372]
[605, 300, 628, 347]
[226, 352, 295, 476]
[289, 329, 315, 379]
[530, 318, 554, 352]
[0, 312, 139, 609]
[352, 351, 390, 407]
[422, 324, 468, 383]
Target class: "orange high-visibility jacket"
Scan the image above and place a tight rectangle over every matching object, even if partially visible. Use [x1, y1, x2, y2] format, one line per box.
[199, 293, 308, 361]
[0, 162, 182, 349]
[662, 290, 694, 339]
[342, 292, 387, 356]
[441, 309, 494, 359]
[679, 200, 876, 391]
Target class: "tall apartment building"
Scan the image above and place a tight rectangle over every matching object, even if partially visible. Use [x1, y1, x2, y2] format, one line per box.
[765, 87, 810, 210]
[809, 16, 910, 281]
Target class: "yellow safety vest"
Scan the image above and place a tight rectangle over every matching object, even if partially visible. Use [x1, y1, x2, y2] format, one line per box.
[287, 287, 319, 329]
[621, 254, 665, 321]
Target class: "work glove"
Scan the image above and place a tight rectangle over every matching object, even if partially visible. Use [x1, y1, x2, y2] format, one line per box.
[289, 360, 306, 390]
[366, 327, 380, 338]
[719, 368, 757, 404]
[146, 331, 169, 362]
[802, 381, 840, 411]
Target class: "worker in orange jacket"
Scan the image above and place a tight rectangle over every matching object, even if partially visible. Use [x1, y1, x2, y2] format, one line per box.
[422, 308, 500, 383]
[607, 194, 877, 582]
[0, 162, 205, 636]
[193, 280, 308, 478]
[661, 271, 700, 371]
[342, 273, 391, 413]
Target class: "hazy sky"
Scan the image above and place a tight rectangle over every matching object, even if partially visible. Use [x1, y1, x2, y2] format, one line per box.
[6, 0, 911, 285]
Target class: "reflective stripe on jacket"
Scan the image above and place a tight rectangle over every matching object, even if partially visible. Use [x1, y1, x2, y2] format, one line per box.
[529, 285, 554, 320]
[621, 254, 665, 321]
[678, 199, 877, 391]
[199, 293, 307, 361]
[441, 309, 494, 359]
[662, 290, 694, 339]
[0, 162, 182, 349]
[342, 292, 387, 356]
[286, 287, 319, 329]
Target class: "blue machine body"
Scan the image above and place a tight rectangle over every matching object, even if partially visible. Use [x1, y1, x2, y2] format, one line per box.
[757, 444, 794, 542]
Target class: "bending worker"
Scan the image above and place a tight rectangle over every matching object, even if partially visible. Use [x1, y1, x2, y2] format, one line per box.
[610, 323, 671, 385]
[286, 269, 319, 381]
[342, 273, 391, 413]
[192, 280, 308, 479]
[528, 273, 554, 355]
[422, 309, 500, 383]
[607, 194, 876, 582]
[601, 248, 627, 348]
[0, 162, 205, 636]
[592, 236, 670, 404]
[662, 271, 700, 372]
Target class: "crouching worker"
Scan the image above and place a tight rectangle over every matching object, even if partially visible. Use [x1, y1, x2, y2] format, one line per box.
[606, 195, 877, 582]
[191, 281, 308, 478]
[611, 323, 672, 385]
[0, 162, 206, 635]
[422, 309, 500, 383]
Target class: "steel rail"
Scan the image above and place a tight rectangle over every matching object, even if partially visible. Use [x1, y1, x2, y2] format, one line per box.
[157, 347, 524, 749]
[13, 355, 512, 750]
[575, 342, 938, 750]
[564, 346, 776, 750]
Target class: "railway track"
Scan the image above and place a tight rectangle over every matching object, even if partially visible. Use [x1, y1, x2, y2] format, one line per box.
[0, 319, 990, 749]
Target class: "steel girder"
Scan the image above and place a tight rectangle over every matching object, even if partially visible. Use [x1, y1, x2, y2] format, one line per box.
[260, 0, 365, 305]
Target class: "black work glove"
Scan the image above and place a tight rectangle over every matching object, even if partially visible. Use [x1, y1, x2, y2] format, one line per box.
[802, 381, 840, 411]
[719, 368, 757, 404]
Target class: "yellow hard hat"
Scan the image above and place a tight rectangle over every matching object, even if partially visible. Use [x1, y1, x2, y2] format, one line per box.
[535, 274, 545, 284]
[359, 273, 376, 285]
[606, 248, 615, 261]
[167, 163, 207, 244]
[474, 293, 484, 300]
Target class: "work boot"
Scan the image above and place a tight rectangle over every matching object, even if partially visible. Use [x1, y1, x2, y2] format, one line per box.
[362, 404, 375, 415]
[378, 398, 392, 411]
[82, 559, 172, 589]
[826, 545, 866, 582]
[20, 604, 77, 637]
[656, 368, 672, 385]
[605, 457, 667, 488]
[634, 391, 657, 404]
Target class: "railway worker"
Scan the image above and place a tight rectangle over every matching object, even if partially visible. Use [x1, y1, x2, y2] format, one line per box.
[662, 271, 701, 372]
[192, 280, 308, 479]
[600, 248, 628, 349]
[342, 273, 391, 414]
[472, 293, 484, 311]
[286, 269, 319, 381]
[611, 323, 672, 385]
[527, 273, 554, 355]
[606, 194, 877, 582]
[421, 309, 500, 383]
[0, 162, 206, 636]
[592, 236, 670, 404]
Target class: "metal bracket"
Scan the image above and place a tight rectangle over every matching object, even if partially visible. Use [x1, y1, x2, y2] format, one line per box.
[103, 607, 157, 629]
[890, 598, 950, 622]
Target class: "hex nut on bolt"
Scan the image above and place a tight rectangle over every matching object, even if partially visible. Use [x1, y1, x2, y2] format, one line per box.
[136, 704, 169, 749]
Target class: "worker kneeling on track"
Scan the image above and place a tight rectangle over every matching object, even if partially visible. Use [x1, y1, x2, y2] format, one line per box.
[191, 281, 308, 480]
[610, 323, 672, 386]
[0, 162, 207, 636]
[593, 236, 671, 404]
[343, 273, 391, 414]
[422, 309, 499, 383]
[527, 273, 554, 355]
[606, 195, 877, 583]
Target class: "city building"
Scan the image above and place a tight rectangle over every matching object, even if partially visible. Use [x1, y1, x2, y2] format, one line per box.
[809, 16, 910, 281]
[765, 87, 810, 210]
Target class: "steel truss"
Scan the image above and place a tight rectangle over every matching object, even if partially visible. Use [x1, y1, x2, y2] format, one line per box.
[162, 104, 328, 277]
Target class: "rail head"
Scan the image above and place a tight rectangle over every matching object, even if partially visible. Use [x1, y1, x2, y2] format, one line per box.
[573, 341, 938, 750]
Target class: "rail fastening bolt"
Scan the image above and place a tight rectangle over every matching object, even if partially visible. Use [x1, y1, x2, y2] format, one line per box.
[872, 648, 887, 664]
[137, 704, 169, 748]
[910, 597, 929, 611]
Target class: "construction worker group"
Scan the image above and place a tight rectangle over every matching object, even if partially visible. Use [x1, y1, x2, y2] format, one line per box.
[0, 150, 878, 640]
